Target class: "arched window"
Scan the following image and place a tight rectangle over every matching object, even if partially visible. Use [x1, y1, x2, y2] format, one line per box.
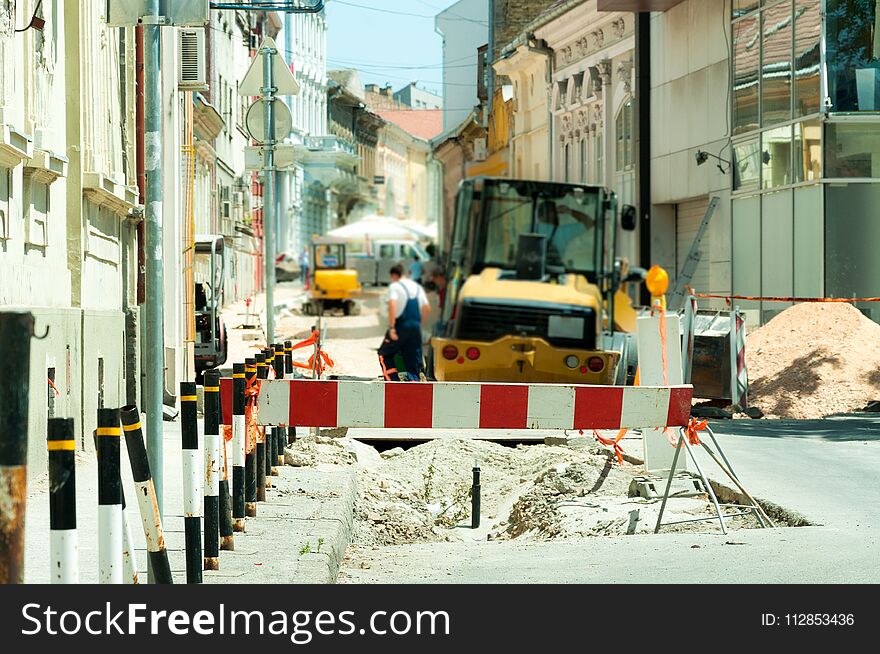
[615, 98, 634, 172]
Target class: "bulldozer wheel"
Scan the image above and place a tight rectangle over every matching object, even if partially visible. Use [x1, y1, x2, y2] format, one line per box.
[343, 300, 354, 316]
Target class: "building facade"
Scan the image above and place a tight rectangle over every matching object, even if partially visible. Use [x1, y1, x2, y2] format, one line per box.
[394, 83, 444, 110]
[0, 0, 137, 471]
[435, 0, 490, 131]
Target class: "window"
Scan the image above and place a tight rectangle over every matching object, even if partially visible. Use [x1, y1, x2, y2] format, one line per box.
[733, 138, 761, 192]
[761, 1, 793, 126]
[25, 179, 50, 248]
[733, 0, 760, 18]
[794, 0, 821, 116]
[733, 15, 760, 134]
[556, 81, 567, 109]
[595, 134, 604, 184]
[615, 99, 634, 172]
[379, 243, 396, 259]
[762, 125, 793, 188]
[826, 0, 880, 111]
[825, 122, 880, 177]
[793, 119, 822, 182]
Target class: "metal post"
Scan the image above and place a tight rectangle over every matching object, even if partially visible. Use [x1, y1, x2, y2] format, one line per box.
[262, 43, 277, 344]
[203, 369, 222, 567]
[121, 406, 173, 583]
[180, 382, 202, 583]
[97, 408, 123, 584]
[471, 461, 481, 529]
[143, 1, 165, 555]
[48, 418, 78, 584]
[730, 305, 739, 410]
[256, 352, 268, 499]
[0, 312, 33, 584]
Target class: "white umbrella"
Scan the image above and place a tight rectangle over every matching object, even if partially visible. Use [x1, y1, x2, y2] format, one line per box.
[327, 215, 419, 242]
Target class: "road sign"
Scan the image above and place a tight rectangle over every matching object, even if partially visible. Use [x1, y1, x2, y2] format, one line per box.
[105, 0, 210, 27]
[245, 98, 292, 143]
[238, 37, 300, 97]
[244, 145, 299, 171]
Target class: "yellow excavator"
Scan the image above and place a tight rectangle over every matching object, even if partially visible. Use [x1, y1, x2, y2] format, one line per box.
[428, 177, 647, 385]
[303, 236, 361, 316]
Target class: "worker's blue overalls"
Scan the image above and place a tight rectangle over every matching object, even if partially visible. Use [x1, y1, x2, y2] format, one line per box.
[378, 282, 423, 382]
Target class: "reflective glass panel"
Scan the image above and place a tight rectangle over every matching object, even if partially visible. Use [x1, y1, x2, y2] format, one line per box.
[825, 122, 880, 177]
[762, 125, 793, 188]
[793, 120, 822, 182]
[794, 0, 821, 116]
[734, 15, 761, 134]
[733, 0, 761, 19]
[826, 0, 880, 111]
[762, 1, 793, 126]
[734, 138, 762, 192]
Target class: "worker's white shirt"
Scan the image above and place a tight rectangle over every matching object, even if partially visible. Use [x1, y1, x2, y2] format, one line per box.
[389, 278, 429, 319]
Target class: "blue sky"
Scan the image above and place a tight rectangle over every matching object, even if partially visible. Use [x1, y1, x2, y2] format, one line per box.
[325, 0, 465, 96]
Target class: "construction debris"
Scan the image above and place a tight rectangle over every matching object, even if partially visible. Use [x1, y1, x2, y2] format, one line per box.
[747, 303, 880, 419]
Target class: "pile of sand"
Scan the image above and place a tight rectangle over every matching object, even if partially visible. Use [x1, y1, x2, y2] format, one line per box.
[747, 303, 880, 419]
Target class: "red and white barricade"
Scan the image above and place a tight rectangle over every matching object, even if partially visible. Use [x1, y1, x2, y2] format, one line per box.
[221, 379, 692, 432]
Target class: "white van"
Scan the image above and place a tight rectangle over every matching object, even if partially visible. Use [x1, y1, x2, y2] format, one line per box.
[346, 240, 431, 286]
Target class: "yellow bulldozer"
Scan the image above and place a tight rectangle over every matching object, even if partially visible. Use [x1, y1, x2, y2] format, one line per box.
[303, 236, 361, 316]
[428, 177, 647, 385]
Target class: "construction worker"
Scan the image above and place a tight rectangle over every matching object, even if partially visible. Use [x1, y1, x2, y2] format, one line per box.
[378, 264, 430, 381]
[410, 255, 424, 285]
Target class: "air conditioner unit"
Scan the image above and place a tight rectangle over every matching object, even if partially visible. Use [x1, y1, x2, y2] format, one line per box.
[473, 137, 488, 162]
[178, 28, 207, 91]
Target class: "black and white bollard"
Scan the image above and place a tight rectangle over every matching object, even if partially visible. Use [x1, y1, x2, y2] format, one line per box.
[472, 460, 481, 530]
[180, 382, 202, 583]
[203, 370, 222, 568]
[97, 408, 122, 584]
[284, 340, 293, 376]
[233, 363, 247, 531]
[255, 352, 268, 500]
[121, 406, 173, 584]
[48, 418, 77, 584]
[0, 311, 34, 584]
[272, 343, 285, 473]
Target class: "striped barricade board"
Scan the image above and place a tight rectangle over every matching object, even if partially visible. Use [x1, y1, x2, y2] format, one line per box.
[220, 379, 693, 431]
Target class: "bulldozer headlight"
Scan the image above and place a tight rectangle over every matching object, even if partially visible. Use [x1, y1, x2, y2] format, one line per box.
[564, 355, 579, 369]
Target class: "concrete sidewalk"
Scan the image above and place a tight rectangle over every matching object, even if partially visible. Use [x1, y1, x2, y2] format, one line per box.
[23, 418, 357, 584]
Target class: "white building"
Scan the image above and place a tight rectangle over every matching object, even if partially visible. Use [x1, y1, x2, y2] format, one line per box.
[282, 6, 331, 256]
[0, 0, 137, 471]
[435, 0, 489, 132]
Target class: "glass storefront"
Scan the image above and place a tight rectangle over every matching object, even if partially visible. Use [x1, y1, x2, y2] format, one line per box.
[730, 0, 880, 320]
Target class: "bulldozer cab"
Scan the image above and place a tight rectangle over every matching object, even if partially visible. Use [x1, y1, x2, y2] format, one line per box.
[312, 239, 346, 271]
[441, 177, 612, 327]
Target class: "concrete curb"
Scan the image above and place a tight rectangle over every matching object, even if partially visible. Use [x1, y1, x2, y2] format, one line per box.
[203, 464, 358, 585]
[294, 467, 358, 584]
